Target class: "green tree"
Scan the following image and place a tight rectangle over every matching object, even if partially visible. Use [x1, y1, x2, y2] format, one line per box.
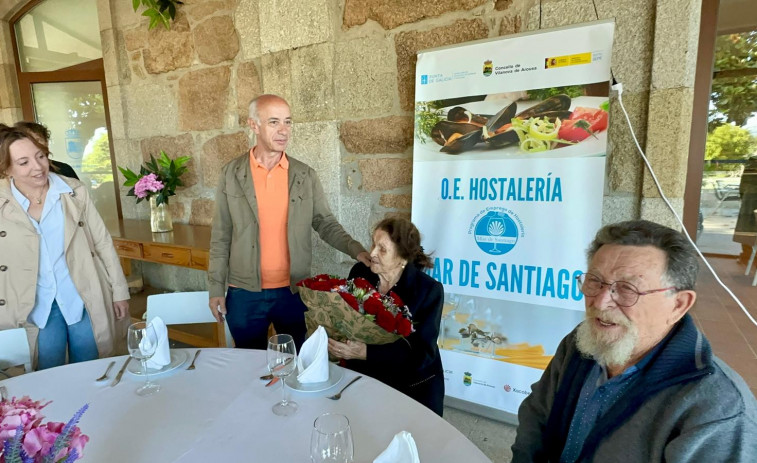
[704, 123, 757, 161]
[709, 32, 757, 129]
[81, 130, 113, 185]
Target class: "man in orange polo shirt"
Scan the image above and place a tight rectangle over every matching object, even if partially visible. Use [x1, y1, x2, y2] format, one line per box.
[208, 94, 370, 349]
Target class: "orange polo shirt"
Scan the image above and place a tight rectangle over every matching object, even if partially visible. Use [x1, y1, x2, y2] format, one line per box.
[250, 149, 290, 288]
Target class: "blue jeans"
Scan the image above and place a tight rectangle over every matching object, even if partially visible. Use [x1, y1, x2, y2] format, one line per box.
[37, 301, 99, 370]
[225, 286, 307, 351]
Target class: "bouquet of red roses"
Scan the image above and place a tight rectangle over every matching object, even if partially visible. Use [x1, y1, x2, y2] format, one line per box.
[298, 274, 414, 344]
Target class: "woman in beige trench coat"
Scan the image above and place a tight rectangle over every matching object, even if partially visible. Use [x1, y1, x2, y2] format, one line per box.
[0, 126, 130, 369]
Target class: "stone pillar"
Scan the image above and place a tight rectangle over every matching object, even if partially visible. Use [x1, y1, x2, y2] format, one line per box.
[640, 0, 702, 229]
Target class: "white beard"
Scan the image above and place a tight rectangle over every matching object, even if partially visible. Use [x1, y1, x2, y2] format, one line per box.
[575, 311, 638, 369]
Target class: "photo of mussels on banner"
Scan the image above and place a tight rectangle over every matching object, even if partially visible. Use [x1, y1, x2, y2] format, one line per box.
[412, 20, 615, 417]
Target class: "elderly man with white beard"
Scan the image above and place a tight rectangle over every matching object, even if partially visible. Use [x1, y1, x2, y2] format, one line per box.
[511, 220, 757, 463]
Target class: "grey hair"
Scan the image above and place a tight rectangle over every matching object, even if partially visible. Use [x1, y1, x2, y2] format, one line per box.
[248, 94, 288, 125]
[248, 97, 261, 124]
[586, 220, 699, 291]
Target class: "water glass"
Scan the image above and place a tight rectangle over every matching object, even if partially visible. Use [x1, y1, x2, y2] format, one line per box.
[310, 413, 354, 463]
[267, 334, 298, 416]
[127, 322, 161, 396]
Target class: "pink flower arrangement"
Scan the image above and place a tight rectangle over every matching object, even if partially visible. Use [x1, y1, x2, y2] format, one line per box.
[0, 396, 88, 463]
[119, 151, 191, 205]
[0, 397, 47, 441]
[133, 173, 164, 199]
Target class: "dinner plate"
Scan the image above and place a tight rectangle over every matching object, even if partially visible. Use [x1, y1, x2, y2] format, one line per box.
[284, 362, 344, 393]
[126, 350, 188, 376]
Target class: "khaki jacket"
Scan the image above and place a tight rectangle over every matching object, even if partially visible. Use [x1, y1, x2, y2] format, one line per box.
[0, 175, 130, 363]
[208, 153, 366, 298]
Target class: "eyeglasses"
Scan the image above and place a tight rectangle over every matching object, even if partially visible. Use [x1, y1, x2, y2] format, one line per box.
[575, 273, 678, 308]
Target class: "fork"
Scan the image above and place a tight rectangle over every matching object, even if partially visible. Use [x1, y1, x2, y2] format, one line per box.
[96, 361, 116, 381]
[327, 375, 362, 400]
[186, 350, 201, 370]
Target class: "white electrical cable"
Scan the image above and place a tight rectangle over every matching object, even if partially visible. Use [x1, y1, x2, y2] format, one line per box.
[613, 82, 757, 327]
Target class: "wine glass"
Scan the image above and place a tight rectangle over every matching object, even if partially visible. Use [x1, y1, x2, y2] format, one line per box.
[439, 293, 460, 349]
[127, 322, 161, 396]
[267, 334, 298, 416]
[310, 413, 354, 463]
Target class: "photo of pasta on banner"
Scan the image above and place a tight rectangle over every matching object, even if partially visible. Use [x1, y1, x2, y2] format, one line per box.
[297, 274, 414, 349]
[439, 294, 554, 370]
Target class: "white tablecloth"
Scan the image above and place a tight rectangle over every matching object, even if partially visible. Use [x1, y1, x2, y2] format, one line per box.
[0, 349, 491, 462]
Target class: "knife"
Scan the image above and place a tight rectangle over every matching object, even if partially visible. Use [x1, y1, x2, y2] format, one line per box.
[265, 377, 280, 387]
[110, 357, 132, 387]
[259, 357, 294, 381]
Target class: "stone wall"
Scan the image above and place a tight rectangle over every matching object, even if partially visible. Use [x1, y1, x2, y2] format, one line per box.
[0, 0, 701, 283]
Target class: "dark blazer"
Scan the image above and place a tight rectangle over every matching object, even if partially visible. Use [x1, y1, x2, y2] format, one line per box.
[345, 262, 445, 415]
[51, 160, 79, 180]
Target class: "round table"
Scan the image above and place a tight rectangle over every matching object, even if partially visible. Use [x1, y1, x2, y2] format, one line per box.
[0, 348, 491, 462]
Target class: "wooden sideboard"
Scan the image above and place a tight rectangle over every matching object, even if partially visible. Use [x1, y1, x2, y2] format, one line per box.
[106, 219, 225, 347]
[107, 219, 212, 275]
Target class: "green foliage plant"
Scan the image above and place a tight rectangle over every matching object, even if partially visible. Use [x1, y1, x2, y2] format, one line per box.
[118, 150, 191, 205]
[709, 32, 757, 129]
[132, 0, 183, 30]
[704, 123, 757, 161]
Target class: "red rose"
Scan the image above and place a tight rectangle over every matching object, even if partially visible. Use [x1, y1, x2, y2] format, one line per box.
[309, 280, 332, 291]
[314, 274, 331, 281]
[332, 278, 347, 287]
[396, 314, 413, 336]
[376, 309, 397, 333]
[352, 278, 374, 291]
[339, 292, 360, 311]
[388, 291, 404, 307]
[370, 291, 382, 300]
[364, 297, 384, 316]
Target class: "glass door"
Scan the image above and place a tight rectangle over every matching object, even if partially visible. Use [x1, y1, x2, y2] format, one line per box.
[697, 30, 757, 262]
[31, 81, 118, 224]
[11, 0, 121, 222]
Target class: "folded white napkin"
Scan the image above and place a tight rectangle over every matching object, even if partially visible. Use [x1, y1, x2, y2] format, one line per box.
[142, 317, 170, 369]
[373, 431, 420, 463]
[297, 325, 329, 383]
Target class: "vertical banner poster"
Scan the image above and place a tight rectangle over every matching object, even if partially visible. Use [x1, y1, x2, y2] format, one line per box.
[412, 21, 615, 415]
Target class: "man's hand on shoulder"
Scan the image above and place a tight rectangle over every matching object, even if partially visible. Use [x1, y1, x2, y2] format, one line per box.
[209, 296, 227, 323]
[356, 251, 371, 267]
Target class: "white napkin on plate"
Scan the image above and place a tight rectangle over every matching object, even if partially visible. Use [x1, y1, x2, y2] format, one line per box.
[373, 431, 420, 463]
[142, 317, 170, 369]
[296, 325, 329, 383]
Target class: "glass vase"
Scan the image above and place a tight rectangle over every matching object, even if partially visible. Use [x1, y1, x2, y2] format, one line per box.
[149, 197, 173, 233]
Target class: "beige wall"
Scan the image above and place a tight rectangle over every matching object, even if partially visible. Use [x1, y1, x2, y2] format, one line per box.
[0, 0, 701, 282]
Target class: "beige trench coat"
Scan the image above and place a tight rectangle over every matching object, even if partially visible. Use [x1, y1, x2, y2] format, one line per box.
[0, 175, 130, 364]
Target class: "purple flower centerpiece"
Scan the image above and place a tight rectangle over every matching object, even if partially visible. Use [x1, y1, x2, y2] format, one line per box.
[118, 150, 191, 232]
